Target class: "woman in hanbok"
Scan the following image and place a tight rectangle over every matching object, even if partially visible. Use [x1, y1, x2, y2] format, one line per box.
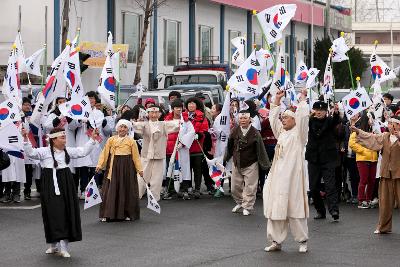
[22, 127, 98, 258]
[96, 119, 143, 222]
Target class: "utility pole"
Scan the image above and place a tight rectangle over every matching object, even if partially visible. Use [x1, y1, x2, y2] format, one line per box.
[61, 0, 70, 49]
[311, 0, 314, 68]
[325, 0, 331, 39]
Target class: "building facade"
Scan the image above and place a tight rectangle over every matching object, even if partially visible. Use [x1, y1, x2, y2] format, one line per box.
[0, 0, 351, 98]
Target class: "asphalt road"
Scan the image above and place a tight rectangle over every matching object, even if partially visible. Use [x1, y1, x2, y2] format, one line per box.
[0, 194, 399, 267]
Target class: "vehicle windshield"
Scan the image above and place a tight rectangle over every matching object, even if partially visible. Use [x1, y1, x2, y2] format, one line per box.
[172, 74, 217, 85]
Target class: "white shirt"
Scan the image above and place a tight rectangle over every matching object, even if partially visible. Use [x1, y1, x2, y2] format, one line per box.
[24, 139, 96, 169]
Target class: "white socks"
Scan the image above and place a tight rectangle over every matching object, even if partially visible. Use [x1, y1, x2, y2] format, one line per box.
[60, 239, 69, 252]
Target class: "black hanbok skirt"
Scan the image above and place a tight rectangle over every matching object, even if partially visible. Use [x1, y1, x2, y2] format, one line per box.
[41, 168, 82, 243]
[99, 155, 140, 220]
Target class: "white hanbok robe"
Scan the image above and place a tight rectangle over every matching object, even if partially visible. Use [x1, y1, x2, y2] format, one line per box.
[2, 156, 26, 183]
[263, 100, 310, 220]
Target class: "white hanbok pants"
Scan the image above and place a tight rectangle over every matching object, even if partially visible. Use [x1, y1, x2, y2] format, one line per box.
[267, 218, 308, 244]
[138, 158, 166, 201]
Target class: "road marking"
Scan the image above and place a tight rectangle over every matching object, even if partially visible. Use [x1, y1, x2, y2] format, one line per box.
[0, 204, 41, 210]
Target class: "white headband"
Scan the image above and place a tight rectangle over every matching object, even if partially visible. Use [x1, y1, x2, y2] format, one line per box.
[390, 118, 400, 124]
[147, 107, 160, 112]
[283, 110, 295, 118]
[238, 112, 250, 118]
[48, 131, 66, 139]
[116, 119, 132, 130]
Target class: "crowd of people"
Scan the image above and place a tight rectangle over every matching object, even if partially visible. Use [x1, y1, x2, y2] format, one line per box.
[0, 87, 399, 256]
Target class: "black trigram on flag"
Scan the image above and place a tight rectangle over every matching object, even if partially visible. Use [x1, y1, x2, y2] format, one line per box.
[355, 92, 362, 98]
[7, 102, 13, 109]
[346, 110, 353, 116]
[220, 116, 227, 126]
[106, 68, 113, 74]
[374, 103, 382, 111]
[270, 29, 278, 38]
[247, 87, 256, 94]
[81, 99, 87, 106]
[75, 85, 81, 94]
[371, 55, 377, 62]
[67, 62, 76, 70]
[361, 101, 367, 107]
[8, 136, 19, 143]
[10, 113, 15, 120]
[384, 68, 391, 75]
[110, 95, 115, 101]
[236, 75, 244, 82]
[84, 111, 90, 118]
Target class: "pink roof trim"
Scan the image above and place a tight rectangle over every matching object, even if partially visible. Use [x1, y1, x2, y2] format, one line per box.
[211, 0, 325, 26]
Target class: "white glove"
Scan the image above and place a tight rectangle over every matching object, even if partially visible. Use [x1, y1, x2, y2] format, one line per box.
[194, 134, 199, 140]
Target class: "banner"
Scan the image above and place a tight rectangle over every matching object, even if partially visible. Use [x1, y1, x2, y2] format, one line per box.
[0, 120, 24, 159]
[58, 96, 92, 120]
[306, 68, 320, 89]
[2, 47, 22, 106]
[295, 61, 308, 84]
[25, 48, 45, 77]
[342, 86, 373, 119]
[331, 36, 349, 62]
[231, 36, 246, 66]
[322, 55, 334, 100]
[370, 53, 396, 84]
[79, 41, 128, 68]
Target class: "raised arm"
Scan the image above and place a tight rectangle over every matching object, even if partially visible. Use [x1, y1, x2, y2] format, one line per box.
[164, 120, 180, 134]
[351, 126, 386, 151]
[67, 139, 97, 159]
[295, 90, 309, 145]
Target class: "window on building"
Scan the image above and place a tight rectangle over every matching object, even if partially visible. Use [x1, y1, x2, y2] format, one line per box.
[254, 33, 263, 50]
[199, 26, 213, 62]
[164, 20, 181, 66]
[355, 37, 361, 44]
[228, 30, 241, 65]
[304, 39, 309, 67]
[122, 12, 141, 64]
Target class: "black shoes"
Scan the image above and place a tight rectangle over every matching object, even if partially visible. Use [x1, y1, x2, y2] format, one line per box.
[24, 193, 31, 200]
[313, 213, 326, 220]
[332, 211, 339, 222]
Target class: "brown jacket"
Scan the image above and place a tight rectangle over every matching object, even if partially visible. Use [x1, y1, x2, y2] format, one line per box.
[224, 125, 270, 170]
[356, 131, 400, 179]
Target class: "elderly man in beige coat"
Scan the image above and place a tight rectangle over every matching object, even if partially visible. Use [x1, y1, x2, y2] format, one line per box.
[133, 105, 180, 201]
[263, 89, 309, 253]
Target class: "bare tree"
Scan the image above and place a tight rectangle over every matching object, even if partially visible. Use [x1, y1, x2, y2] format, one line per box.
[133, 0, 167, 86]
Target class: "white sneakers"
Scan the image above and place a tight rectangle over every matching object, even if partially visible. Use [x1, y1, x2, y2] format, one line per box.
[299, 242, 308, 253]
[58, 251, 71, 258]
[264, 241, 308, 253]
[242, 209, 250, 216]
[264, 242, 282, 252]
[232, 204, 242, 213]
[45, 246, 59, 254]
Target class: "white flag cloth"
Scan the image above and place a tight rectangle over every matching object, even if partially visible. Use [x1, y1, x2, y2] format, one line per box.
[370, 52, 396, 84]
[227, 50, 263, 98]
[295, 60, 308, 84]
[256, 4, 297, 45]
[105, 31, 114, 56]
[58, 96, 92, 120]
[0, 120, 24, 159]
[146, 184, 161, 214]
[97, 54, 116, 109]
[89, 109, 105, 128]
[25, 48, 45, 77]
[331, 37, 349, 62]
[322, 55, 334, 100]
[112, 51, 120, 83]
[14, 32, 26, 73]
[30, 45, 70, 126]
[270, 46, 286, 95]
[231, 36, 246, 66]
[342, 86, 373, 119]
[64, 46, 84, 100]
[256, 48, 274, 87]
[84, 176, 102, 210]
[2, 48, 22, 106]
[306, 68, 320, 89]
[213, 93, 231, 158]
[0, 99, 21, 122]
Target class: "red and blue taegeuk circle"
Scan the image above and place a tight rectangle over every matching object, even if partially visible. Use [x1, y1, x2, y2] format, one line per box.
[0, 108, 9, 120]
[273, 14, 281, 29]
[104, 77, 116, 92]
[297, 71, 307, 81]
[371, 65, 383, 80]
[70, 104, 83, 115]
[42, 76, 55, 98]
[86, 187, 94, 197]
[280, 68, 286, 85]
[66, 70, 76, 87]
[349, 97, 360, 109]
[246, 68, 258, 85]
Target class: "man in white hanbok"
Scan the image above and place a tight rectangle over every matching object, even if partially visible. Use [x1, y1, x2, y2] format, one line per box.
[263, 89, 310, 253]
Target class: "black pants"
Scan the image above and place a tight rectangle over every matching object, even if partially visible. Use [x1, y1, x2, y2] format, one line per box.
[344, 157, 359, 198]
[190, 154, 203, 191]
[74, 167, 95, 193]
[202, 152, 214, 191]
[3, 182, 21, 196]
[308, 162, 339, 216]
[23, 165, 41, 195]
